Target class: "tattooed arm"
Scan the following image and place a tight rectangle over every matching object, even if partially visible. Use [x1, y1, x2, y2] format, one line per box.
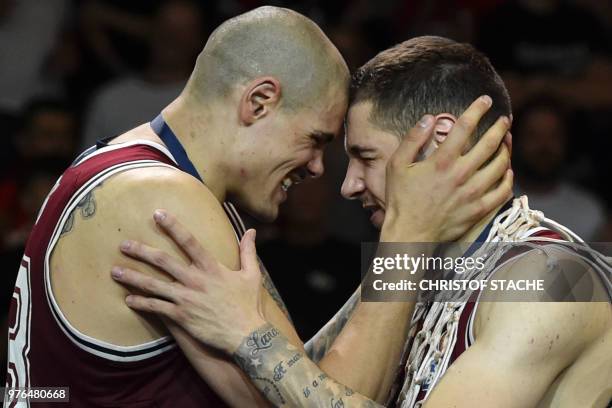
[305, 288, 360, 363]
[259, 259, 293, 323]
[234, 323, 381, 408]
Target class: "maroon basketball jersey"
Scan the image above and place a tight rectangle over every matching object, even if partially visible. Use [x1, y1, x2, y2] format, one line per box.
[5, 140, 245, 407]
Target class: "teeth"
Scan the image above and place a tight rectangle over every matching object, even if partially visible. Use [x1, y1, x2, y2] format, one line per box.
[281, 178, 293, 192]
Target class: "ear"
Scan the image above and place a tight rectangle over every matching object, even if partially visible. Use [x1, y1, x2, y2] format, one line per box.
[238, 77, 282, 125]
[417, 113, 457, 160]
[432, 113, 457, 144]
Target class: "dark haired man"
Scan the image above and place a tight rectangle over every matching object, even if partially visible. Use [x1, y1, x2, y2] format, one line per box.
[110, 36, 611, 407]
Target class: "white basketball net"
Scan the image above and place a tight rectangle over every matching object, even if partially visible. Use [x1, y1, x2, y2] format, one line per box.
[395, 195, 612, 408]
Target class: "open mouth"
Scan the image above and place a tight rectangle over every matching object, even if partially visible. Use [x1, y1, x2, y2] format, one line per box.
[281, 168, 308, 192]
[363, 203, 385, 228]
[363, 204, 380, 214]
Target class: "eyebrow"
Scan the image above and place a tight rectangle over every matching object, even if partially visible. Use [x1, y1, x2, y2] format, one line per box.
[346, 144, 377, 156]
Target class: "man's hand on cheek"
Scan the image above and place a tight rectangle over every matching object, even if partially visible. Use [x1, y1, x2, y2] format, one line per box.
[381, 95, 513, 243]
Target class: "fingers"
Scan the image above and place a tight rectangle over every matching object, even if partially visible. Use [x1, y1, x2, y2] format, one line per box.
[153, 210, 210, 268]
[504, 131, 512, 158]
[435, 96, 493, 162]
[462, 144, 510, 200]
[388, 115, 435, 171]
[120, 239, 187, 282]
[239, 229, 259, 275]
[474, 168, 514, 218]
[462, 114, 511, 172]
[112, 266, 180, 302]
[124, 294, 178, 320]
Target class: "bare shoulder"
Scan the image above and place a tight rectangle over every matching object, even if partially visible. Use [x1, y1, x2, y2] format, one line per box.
[474, 246, 611, 364]
[50, 166, 239, 347]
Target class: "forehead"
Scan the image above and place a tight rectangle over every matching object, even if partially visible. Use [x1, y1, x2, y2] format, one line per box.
[345, 102, 399, 151]
[304, 87, 348, 134]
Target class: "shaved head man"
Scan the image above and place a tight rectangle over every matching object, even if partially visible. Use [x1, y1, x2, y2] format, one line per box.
[174, 6, 350, 220]
[5, 7, 351, 407]
[5, 7, 511, 408]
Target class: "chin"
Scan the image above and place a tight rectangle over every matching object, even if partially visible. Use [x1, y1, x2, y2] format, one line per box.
[230, 194, 279, 223]
[370, 208, 386, 230]
[248, 203, 279, 223]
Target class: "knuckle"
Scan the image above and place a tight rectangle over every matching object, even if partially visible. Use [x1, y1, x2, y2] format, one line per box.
[152, 252, 168, 267]
[463, 184, 479, 201]
[181, 234, 198, 251]
[485, 138, 499, 152]
[174, 309, 186, 324]
[182, 290, 197, 305]
[145, 298, 157, 311]
[142, 278, 157, 293]
[453, 167, 469, 186]
[475, 199, 487, 217]
[456, 117, 473, 132]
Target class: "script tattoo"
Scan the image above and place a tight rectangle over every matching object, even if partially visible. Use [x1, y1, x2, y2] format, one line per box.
[273, 361, 286, 381]
[306, 288, 360, 362]
[245, 326, 279, 356]
[61, 184, 103, 236]
[233, 323, 384, 407]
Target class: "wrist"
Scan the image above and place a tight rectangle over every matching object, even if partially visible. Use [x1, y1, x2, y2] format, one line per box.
[380, 211, 434, 243]
[227, 316, 268, 355]
[231, 322, 279, 362]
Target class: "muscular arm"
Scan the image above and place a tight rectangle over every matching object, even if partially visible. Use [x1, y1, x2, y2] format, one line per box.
[423, 250, 612, 408]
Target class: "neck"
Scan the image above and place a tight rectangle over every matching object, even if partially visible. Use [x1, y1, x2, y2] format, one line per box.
[161, 98, 229, 202]
[457, 202, 506, 243]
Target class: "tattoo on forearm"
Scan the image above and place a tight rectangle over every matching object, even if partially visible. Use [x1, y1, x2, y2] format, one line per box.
[61, 186, 101, 236]
[258, 259, 293, 322]
[233, 323, 381, 407]
[305, 288, 360, 362]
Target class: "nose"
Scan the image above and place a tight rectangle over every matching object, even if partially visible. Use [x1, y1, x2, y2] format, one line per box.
[341, 162, 365, 200]
[307, 150, 325, 179]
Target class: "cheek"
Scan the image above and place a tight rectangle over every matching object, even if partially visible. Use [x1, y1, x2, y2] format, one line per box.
[364, 165, 387, 200]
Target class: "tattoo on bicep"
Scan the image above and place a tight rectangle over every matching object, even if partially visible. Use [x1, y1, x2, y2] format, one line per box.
[306, 288, 360, 362]
[60, 185, 102, 237]
[233, 323, 383, 407]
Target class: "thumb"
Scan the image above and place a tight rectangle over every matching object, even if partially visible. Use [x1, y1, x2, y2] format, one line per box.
[239, 229, 259, 273]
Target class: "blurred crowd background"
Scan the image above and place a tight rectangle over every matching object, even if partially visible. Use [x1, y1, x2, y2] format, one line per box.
[1, 0, 612, 360]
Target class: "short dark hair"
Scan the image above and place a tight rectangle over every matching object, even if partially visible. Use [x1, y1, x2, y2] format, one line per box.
[350, 36, 511, 141]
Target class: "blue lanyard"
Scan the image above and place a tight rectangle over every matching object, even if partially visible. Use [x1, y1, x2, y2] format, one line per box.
[150, 114, 203, 182]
